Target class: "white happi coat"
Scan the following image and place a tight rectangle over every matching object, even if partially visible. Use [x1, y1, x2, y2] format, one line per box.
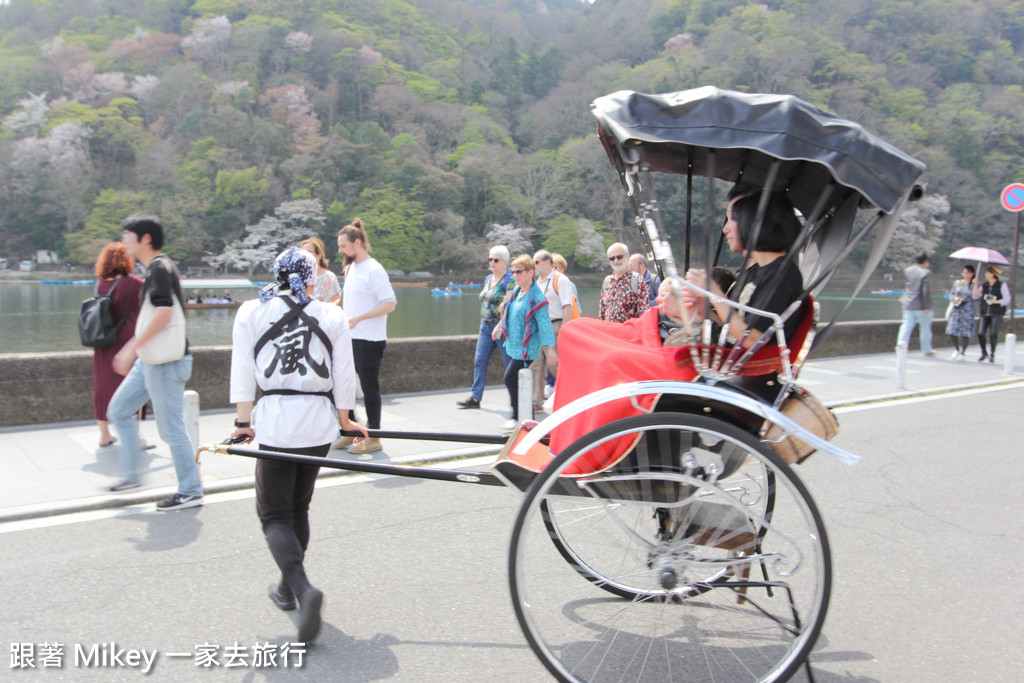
[230, 293, 357, 448]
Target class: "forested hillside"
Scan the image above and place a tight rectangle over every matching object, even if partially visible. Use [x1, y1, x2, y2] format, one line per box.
[1, 0, 1023, 273]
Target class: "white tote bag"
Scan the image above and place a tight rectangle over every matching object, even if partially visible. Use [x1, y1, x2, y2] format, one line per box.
[135, 292, 186, 365]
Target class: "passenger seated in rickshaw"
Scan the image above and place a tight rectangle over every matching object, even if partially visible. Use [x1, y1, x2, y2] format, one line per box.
[547, 187, 806, 472]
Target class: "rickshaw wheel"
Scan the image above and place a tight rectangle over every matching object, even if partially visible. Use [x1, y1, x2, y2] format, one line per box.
[510, 412, 831, 683]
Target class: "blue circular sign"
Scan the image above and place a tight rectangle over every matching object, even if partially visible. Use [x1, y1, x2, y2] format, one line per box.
[1001, 183, 1024, 212]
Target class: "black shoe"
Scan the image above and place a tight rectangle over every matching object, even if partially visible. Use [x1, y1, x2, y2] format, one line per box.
[156, 493, 203, 511]
[456, 397, 481, 409]
[298, 589, 324, 643]
[269, 584, 296, 611]
[978, 353, 988, 362]
[109, 480, 140, 492]
[989, 355, 995, 363]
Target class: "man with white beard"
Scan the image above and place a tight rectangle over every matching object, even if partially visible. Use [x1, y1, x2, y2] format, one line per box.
[598, 242, 650, 323]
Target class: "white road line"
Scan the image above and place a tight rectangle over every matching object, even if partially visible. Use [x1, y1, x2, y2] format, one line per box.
[833, 382, 1024, 414]
[0, 455, 500, 534]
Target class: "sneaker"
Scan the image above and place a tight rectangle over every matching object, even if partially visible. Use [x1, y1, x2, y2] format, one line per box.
[109, 480, 140, 492]
[348, 437, 382, 454]
[269, 583, 296, 611]
[156, 493, 203, 511]
[543, 384, 555, 398]
[949, 351, 960, 360]
[456, 397, 481, 409]
[500, 419, 519, 433]
[333, 435, 356, 449]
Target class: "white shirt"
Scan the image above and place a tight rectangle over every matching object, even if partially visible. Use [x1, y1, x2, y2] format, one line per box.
[342, 258, 396, 341]
[537, 270, 574, 321]
[230, 294, 357, 448]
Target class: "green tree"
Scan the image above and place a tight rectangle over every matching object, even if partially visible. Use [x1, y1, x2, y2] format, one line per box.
[65, 188, 155, 263]
[353, 186, 433, 271]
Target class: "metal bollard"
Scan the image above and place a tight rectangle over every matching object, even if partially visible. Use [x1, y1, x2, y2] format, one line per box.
[895, 340, 908, 389]
[184, 390, 200, 449]
[1004, 333, 1017, 374]
[518, 367, 533, 422]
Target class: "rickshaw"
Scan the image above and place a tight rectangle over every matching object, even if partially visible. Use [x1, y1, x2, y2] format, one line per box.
[203, 86, 925, 682]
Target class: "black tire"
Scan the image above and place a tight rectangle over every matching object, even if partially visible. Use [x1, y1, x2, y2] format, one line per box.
[510, 412, 831, 683]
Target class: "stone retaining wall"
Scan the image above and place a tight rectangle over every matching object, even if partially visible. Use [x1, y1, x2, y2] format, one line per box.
[2, 318, 1017, 427]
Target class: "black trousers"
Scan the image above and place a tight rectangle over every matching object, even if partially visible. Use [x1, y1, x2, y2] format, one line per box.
[978, 314, 1002, 354]
[349, 339, 386, 430]
[255, 442, 329, 602]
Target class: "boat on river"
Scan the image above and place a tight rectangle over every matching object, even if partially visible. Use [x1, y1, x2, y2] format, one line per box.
[431, 288, 463, 296]
[182, 278, 256, 309]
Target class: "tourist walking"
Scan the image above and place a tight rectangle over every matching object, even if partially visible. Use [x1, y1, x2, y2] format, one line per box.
[896, 253, 935, 356]
[945, 265, 976, 360]
[107, 215, 203, 510]
[456, 245, 512, 409]
[974, 265, 1010, 363]
[300, 236, 341, 304]
[90, 242, 143, 448]
[599, 243, 650, 323]
[492, 254, 557, 432]
[335, 218, 396, 453]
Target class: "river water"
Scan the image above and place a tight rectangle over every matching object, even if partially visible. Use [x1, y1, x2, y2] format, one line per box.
[0, 280, 980, 354]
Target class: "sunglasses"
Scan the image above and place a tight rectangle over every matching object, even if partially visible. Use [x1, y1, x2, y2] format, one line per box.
[510, 268, 530, 275]
[608, 254, 626, 262]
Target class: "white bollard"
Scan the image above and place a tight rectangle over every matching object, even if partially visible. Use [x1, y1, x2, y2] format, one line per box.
[895, 340, 908, 389]
[184, 390, 200, 449]
[1004, 333, 1016, 374]
[518, 367, 533, 423]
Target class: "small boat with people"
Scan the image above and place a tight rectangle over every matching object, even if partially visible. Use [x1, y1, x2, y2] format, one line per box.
[182, 278, 257, 309]
[431, 287, 463, 296]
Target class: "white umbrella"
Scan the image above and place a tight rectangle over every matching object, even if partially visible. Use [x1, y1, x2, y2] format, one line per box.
[948, 246, 1010, 265]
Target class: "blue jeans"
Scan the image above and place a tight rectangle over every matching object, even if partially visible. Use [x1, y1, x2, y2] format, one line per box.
[897, 309, 933, 354]
[107, 356, 202, 496]
[471, 320, 510, 400]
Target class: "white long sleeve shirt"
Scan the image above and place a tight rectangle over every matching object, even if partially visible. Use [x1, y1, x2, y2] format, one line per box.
[230, 294, 357, 448]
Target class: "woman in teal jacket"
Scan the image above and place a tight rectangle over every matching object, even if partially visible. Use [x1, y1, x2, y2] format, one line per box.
[493, 254, 557, 431]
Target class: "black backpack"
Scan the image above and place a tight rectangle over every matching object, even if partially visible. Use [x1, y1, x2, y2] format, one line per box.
[78, 278, 130, 348]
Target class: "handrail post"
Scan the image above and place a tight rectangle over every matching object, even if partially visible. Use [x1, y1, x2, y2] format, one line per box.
[895, 340, 908, 388]
[518, 367, 533, 422]
[1004, 333, 1016, 374]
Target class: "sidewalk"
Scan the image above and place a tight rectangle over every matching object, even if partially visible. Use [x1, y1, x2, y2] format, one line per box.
[2, 341, 1022, 524]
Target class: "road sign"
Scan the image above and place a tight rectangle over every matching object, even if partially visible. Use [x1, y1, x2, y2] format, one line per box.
[1000, 183, 1024, 212]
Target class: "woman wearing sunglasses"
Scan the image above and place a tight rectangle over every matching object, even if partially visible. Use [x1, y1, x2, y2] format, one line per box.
[455, 245, 513, 409]
[491, 254, 557, 432]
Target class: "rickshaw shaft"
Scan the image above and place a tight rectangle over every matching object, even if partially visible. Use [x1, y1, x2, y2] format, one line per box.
[340, 428, 510, 445]
[225, 446, 506, 487]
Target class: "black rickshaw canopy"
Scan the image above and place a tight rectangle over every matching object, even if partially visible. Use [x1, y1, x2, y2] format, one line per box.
[592, 86, 925, 216]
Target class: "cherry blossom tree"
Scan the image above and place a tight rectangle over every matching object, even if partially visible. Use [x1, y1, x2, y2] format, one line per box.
[2, 93, 49, 137]
[207, 199, 326, 274]
[883, 193, 950, 270]
[485, 222, 535, 256]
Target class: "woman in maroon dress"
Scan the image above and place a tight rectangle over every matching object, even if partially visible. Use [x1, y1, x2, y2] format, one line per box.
[93, 243, 143, 447]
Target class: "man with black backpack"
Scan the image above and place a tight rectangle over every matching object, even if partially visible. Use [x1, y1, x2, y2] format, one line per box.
[107, 215, 203, 510]
[228, 246, 366, 644]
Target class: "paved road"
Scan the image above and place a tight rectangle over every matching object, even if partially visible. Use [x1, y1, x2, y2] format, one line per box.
[2, 385, 1022, 682]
